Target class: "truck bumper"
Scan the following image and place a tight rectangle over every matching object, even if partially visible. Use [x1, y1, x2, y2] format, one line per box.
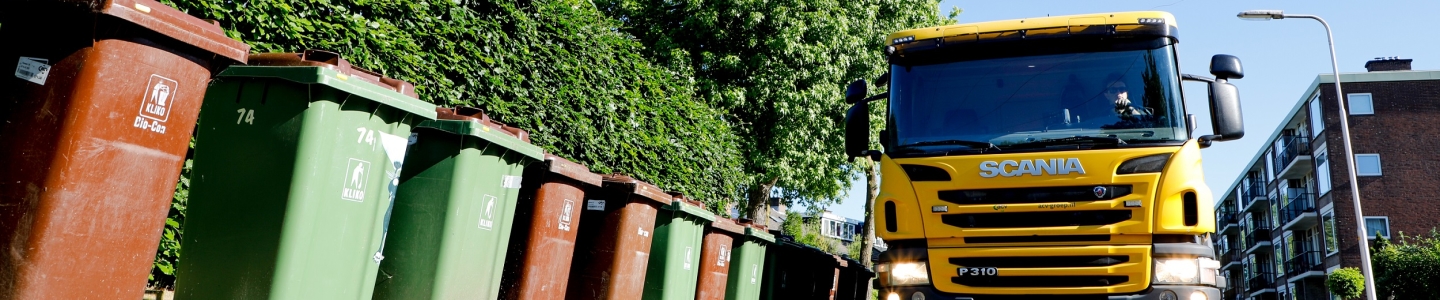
[880, 285, 1221, 300]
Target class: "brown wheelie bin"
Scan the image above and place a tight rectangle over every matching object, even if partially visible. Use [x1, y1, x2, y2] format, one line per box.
[695, 218, 745, 300]
[499, 154, 602, 300]
[0, 0, 247, 298]
[564, 174, 672, 300]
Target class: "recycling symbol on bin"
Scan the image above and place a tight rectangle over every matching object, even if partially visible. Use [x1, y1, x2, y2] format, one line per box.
[139, 74, 179, 122]
[478, 195, 497, 230]
[341, 158, 371, 202]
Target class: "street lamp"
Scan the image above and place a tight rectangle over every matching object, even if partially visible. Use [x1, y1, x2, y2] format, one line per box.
[1237, 10, 1379, 300]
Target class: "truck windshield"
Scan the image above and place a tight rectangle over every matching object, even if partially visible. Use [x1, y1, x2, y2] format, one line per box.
[887, 39, 1187, 157]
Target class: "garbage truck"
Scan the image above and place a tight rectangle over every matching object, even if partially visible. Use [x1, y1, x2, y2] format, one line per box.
[842, 11, 1243, 300]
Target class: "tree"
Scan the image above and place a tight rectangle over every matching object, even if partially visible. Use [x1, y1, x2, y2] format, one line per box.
[1326, 267, 1364, 300]
[593, 0, 949, 219]
[1370, 230, 1440, 299]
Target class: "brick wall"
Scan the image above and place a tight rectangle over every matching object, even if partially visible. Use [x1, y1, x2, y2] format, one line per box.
[1311, 79, 1440, 269]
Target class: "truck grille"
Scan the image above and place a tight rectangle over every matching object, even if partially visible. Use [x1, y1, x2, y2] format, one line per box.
[930, 245, 1149, 295]
[963, 235, 1110, 244]
[948, 256, 1128, 268]
[952, 275, 1128, 288]
[941, 210, 1131, 228]
[938, 185, 1132, 205]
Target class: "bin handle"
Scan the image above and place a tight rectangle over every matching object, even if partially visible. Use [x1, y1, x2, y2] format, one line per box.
[298, 49, 416, 96]
[435, 106, 532, 142]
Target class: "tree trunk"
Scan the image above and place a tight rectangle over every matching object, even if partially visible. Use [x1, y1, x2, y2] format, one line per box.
[860, 160, 879, 298]
[747, 176, 779, 224]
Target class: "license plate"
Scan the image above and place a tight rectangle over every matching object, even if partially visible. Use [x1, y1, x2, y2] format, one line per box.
[956, 267, 999, 276]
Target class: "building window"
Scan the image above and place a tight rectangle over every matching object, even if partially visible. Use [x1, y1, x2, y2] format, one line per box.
[1265, 150, 1274, 179]
[1315, 144, 1331, 194]
[1273, 249, 1284, 279]
[1348, 93, 1374, 115]
[820, 219, 854, 241]
[1365, 216, 1390, 239]
[1310, 94, 1324, 137]
[1323, 210, 1338, 256]
[1355, 154, 1382, 176]
[1283, 231, 1295, 259]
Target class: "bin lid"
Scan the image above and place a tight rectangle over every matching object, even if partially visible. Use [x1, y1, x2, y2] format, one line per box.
[418, 107, 543, 161]
[600, 174, 673, 206]
[843, 257, 873, 274]
[664, 195, 717, 222]
[26, 0, 250, 64]
[540, 154, 603, 188]
[219, 50, 437, 120]
[708, 218, 745, 236]
[742, 225, 776, 243]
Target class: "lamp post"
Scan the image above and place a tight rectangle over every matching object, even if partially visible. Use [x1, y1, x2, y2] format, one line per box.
[1238, 10, 1378, 300]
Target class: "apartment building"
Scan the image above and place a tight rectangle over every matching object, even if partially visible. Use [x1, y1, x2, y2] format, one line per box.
[1214, 58, 1440, 300]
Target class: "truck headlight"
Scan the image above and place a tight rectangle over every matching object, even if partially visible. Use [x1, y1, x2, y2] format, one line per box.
[885, 262, 931, 286]
[1154, 258, 1200, 284]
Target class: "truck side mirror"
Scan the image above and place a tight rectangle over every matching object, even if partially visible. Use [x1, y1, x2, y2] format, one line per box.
[1207, 80, 1244, 142]
[846, 79, 868, 104]
[1207, 55, 1245, 143]
[845, 101, 871, 159]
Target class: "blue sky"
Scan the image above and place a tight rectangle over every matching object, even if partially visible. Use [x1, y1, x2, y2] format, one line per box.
[824, 0, 1440, 220]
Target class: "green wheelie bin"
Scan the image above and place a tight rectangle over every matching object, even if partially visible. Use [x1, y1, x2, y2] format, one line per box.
[371, 107, 543, 299]
[175, 50, 437, 300]
[834, 256, 874, 300]
[641, 195, 717, 300]
[724, 223, 775, 300]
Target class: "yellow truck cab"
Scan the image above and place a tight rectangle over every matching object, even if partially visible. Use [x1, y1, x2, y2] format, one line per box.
[841, 11, 1245, 300]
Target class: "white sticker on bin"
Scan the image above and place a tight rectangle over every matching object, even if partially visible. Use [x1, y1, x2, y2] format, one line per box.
[14, 57, 50, 85]
[502, 175, 523, 189]
[558, 199, 574, 231]
[586, 199, 606, 211]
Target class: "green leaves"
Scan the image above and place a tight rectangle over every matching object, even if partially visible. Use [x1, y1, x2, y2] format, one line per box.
[1325, 267, 1364, 300]
[1370, 230, 1440, 299]
[164, 0, 746, 203]
[593, 0, 946, 214]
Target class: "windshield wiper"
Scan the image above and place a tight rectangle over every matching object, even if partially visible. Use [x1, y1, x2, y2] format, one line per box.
[897, 139, 1002, 153]
[1005, 136, 1125, 150]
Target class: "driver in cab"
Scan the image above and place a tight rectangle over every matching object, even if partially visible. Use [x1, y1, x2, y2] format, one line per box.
[1103, 75, 1151, 119]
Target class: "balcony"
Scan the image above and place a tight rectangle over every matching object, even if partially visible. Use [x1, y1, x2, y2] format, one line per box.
[1280, 190, 1319, 232]
[1219, 211, 1240, 236]
[1247, 271, 1277, 296]
[1226, 276, 1247, 297]
[1244, 225, 1273, 255]
[1273, 135, 1313, 180]
[1240, 182, 1268, 213]
[1285, 251, 1326, 282]
[1223, 249, 1244, 271]
[1292, 287, 1331, 300]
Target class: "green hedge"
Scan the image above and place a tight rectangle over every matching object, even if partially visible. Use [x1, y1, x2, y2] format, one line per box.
[150, 0, 748, 288]
[1371, 231, 1440, 299]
